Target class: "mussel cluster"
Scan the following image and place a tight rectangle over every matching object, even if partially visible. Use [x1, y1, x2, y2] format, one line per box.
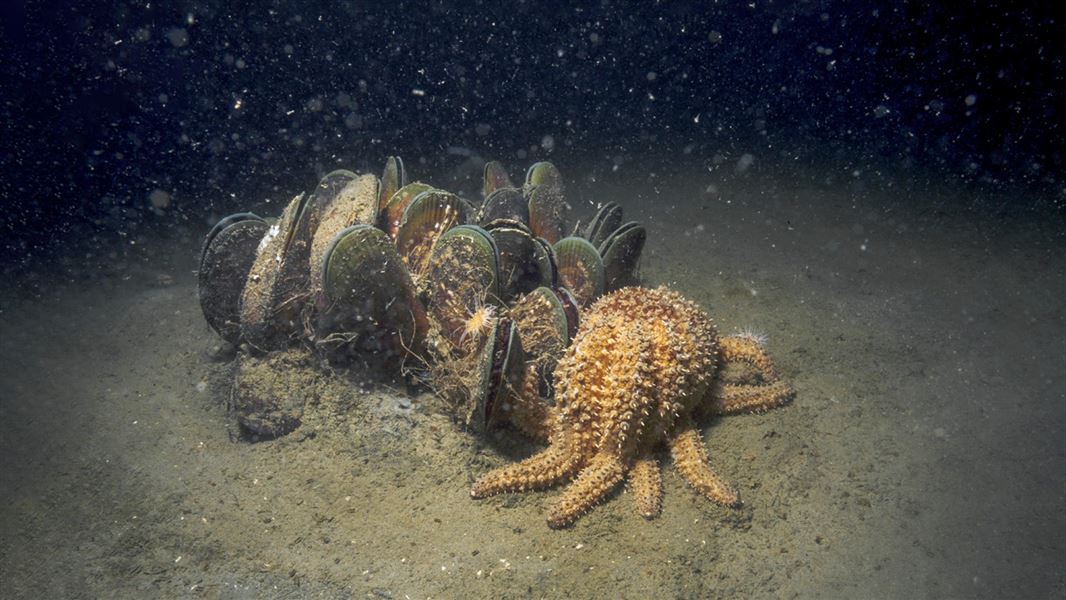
[198, 158, 646, 437]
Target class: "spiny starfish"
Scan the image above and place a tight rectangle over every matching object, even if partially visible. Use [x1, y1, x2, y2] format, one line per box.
[472, 286, 793, 528]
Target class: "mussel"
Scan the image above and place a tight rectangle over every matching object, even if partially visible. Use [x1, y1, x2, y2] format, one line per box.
[424, 225, 500, 349]
[395, 190, 468, 277]
[482, 160, 515, 199]
[317, 224, 427, 364]
[198, 213, 269, 344]
[552, 236, 605, 307]
[599, 222, 646, 291]
[240, 193, 316, 351]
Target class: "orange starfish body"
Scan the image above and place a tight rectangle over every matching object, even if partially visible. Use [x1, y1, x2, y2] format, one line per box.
[471, 286, 793, 528]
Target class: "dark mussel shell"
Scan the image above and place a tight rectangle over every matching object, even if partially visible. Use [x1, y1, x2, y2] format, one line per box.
[198, 214, 269, 344]
[552, 236, 605, 307]
[526, 184, 569, 244]
[482, 160, 514, 199]
[478, 187, 529, 226]
[317, 224, 426, 363]
[583, 202, 624, 248]
[488, 225, 549, 301]
[395, 189, 467, 277]
[424, 225, 500, 349]
[553, 286, 581, 342]
[199, 212, 263, 271]
[598, 221, 646, 291]
[468, 318, 526, 432]
[530, 236, 558, 289]
[379, 156, 406, 213]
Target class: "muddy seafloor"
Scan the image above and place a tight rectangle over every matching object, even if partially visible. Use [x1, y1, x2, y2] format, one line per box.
[1, 169, 1063, 599]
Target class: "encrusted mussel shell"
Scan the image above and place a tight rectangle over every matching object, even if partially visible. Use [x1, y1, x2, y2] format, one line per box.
[526, 184, 568, 244]
[198, 213, 269, 344]
[552, 236, 605, 307]
[479, 187, 529, 226]
[311, 169, 359, 223]
[396, 190, 467, 277]
[599, 221, 646, 291]
[317, 224, 426, 363]
[509, 286, 569, 374]
[483, 160, 514, 199]
[309, 174, 381, 282]
[468, 318, 526, 433]
[240, 193, 316, 351]
[381, 182, 434, 240]
[488, 225, 550, 301]
[424, 224, 500, 349]
[583, 202, 624, 248]
[379, 156, 406, 213]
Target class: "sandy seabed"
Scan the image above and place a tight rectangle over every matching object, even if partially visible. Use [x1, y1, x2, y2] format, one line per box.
[1, 168, 1063, 599]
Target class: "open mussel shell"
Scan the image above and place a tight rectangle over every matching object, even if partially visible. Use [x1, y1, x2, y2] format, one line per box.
[424, 225, 500, 348]
[198, 215, 269, 344]
[468, 318, 526, 433]
[552, 236, 605, 307]
[488, 225, 549, 301]
[599, 221, 646, 291]
[478, 187, 528, 226]
[584, 202, 624, 248]
[526, 184, 568, 244]
[482, 160, 514, 199]
[396, 190, 467, 277]
[318, 224, 425, 363]
[379, 156, 406, 213]
[525, 161, 564, 193]
[240, 193, 315, 351]
[381, 181, 434, 240]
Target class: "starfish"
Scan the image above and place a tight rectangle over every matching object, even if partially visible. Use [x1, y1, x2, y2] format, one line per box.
[472, 286, 793, 528]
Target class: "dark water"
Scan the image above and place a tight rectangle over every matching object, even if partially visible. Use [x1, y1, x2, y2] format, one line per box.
[1, 2, 1063, 598]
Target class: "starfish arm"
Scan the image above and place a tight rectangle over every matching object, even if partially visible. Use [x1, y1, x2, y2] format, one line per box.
[501, 363, 554, 443]
[669, 415, 740, 507]
[719, 335, 780, 380]
[708, 380, 794, 415]
[629, 457, 663, 519]
[470, 429, 581, 498]
[548, 452, 626, 528]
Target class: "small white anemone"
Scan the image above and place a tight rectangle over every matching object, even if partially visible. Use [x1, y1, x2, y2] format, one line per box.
[458, 302, 497, 347]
